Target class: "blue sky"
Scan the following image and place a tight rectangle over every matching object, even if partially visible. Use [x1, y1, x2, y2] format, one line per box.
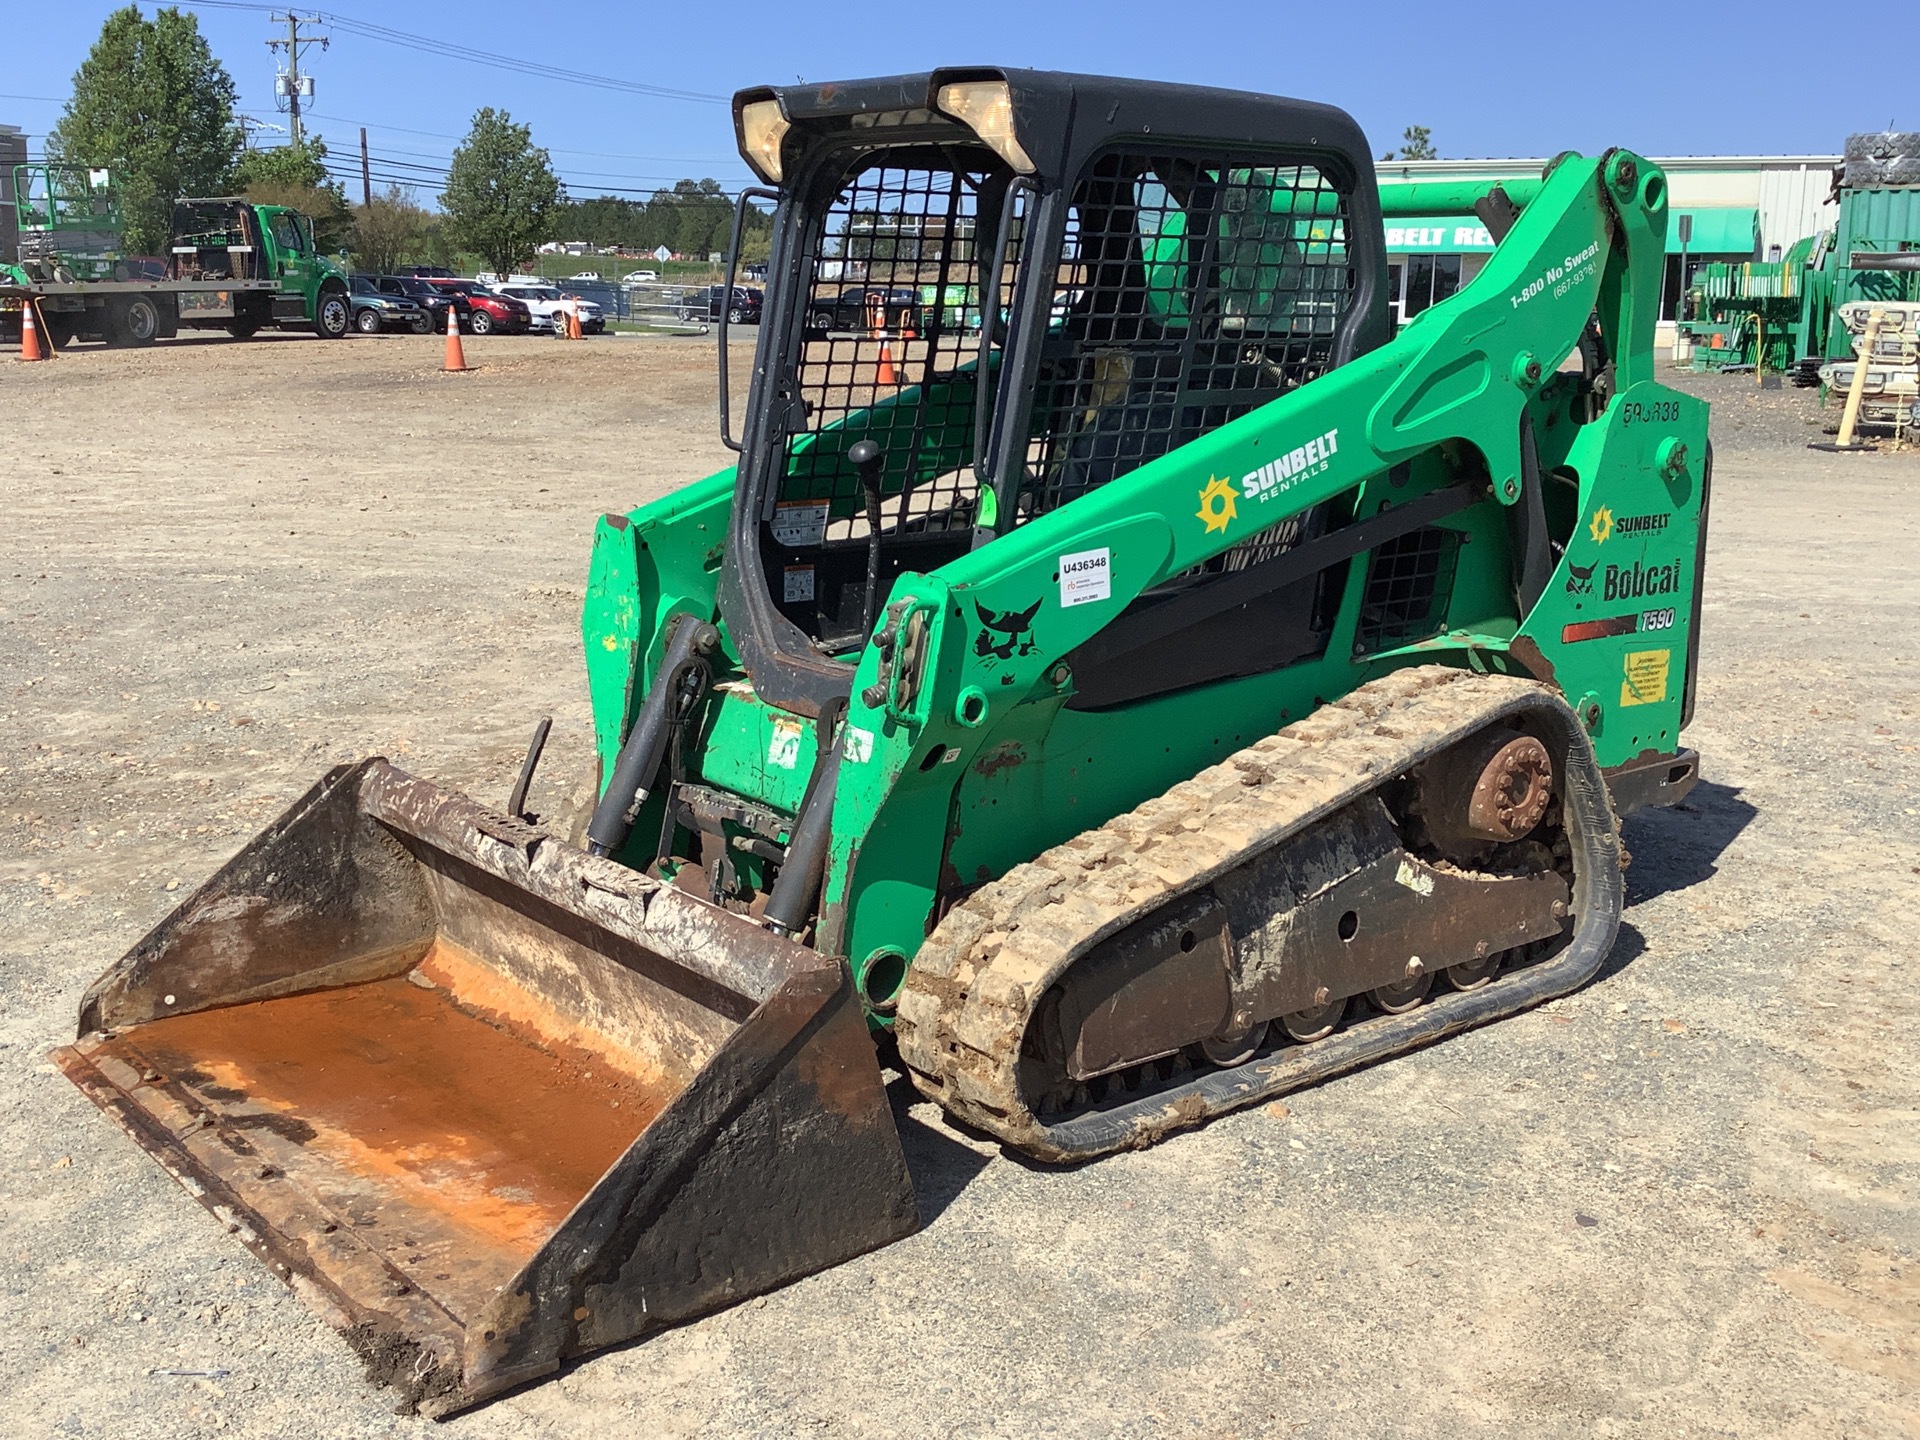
[3, 0, 1895, 205]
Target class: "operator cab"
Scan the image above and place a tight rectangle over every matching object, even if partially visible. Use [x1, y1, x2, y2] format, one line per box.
[719, 69, 1390, 716]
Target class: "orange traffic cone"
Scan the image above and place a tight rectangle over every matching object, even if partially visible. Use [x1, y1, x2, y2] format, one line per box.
[875, 337, 898, 387]
[442, 301, 469, 372]
[19, 299, 48, 362]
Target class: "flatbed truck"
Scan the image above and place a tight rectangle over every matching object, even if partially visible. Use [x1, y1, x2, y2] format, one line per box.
[4, 178, 351, 347]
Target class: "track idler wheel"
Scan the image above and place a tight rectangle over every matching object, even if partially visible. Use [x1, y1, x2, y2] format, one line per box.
[1444, 947, 1504, 991]
[1369, 965, 1434, 1014]
[1421, 727, 1554, 858]
[1280, 992, 1347, 1043]
[1199, 1019, 1271, 1068]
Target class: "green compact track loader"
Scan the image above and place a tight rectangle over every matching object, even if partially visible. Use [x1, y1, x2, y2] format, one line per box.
[57, 70, 1708, 1414]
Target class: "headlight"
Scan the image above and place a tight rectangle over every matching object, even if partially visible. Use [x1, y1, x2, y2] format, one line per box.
[739, 99, 791, 184]
[934, 80, 1034, 174]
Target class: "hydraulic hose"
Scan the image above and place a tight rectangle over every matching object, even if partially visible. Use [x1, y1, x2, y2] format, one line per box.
[849, 440, 886, 641]
[585, 615, 719, 858]
[763, 751, 841, 939]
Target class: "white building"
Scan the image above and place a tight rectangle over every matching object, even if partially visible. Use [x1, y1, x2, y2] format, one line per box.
[1374, 153, 1841, 345]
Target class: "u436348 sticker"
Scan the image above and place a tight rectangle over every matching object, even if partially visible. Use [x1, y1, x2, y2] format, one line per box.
[1058, 547, 1111, 607]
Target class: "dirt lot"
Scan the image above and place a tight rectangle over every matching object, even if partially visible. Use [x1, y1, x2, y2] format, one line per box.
[3, 334, 1918, 1439]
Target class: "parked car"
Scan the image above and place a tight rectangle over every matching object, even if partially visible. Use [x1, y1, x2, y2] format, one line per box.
[678, 284, 763, 325]
[569, 270, 603, 281]
[621, 270, 659, 286]
[424, 278, 532, 334]
[393, 264, 454, 279]
[806, 286, 919, 334]
[373, 274, 454, 333]
[347, 273, 431, 334]
[492, 282, 606, 335]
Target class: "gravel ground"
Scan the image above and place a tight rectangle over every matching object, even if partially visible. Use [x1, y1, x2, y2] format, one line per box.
[3, 336, 1917, 1439]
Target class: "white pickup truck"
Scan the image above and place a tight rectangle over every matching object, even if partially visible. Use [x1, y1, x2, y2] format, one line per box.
[490, 282, 606, 335]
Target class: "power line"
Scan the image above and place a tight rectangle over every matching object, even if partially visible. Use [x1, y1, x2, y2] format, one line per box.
[12, 147, 752, 204]
[239, 101, 750, 176]
[325, 158, 761, 204]
[324, 15, 726, 105]
[175, 0, 725, 104]
[366, 141, 726, 180]
[2, 92, 741, 171]
[310, 135, 750, 192]
[302, 113, 739, 166]
[339, 148, 739, 189]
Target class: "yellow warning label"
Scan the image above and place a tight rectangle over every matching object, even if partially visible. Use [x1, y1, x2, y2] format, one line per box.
[1620, 648, 1671, 707]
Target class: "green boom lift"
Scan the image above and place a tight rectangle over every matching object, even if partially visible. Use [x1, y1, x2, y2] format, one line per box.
[57, 70, 1708, 1415]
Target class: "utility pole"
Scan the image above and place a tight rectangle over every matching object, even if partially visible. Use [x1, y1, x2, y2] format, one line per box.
[267, 12, 328, 149]
[360, 127, 371, 206]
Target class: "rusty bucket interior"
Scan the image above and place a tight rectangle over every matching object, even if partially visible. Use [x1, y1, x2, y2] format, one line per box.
[55, 759, 918, 1416]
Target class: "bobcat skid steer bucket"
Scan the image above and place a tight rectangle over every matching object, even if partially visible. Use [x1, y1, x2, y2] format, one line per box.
[53, 759, 918, 1416]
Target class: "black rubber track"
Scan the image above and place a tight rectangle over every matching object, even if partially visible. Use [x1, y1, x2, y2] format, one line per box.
[895, 667, 1624, 1163]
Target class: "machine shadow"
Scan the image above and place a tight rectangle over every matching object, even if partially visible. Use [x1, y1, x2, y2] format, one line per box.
[1591, 917, 1649, 986]
[884, 1071, 993, 1224]
[787, 781, 1755, 1227]
[1619, 778, 1757, 907]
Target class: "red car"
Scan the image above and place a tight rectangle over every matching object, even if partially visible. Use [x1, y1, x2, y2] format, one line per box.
[426, 278, 533, 335]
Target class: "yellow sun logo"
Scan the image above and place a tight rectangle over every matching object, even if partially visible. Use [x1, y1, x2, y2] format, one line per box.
[1197, 475, 1238, 534]
[1588, 505, 1615, 544]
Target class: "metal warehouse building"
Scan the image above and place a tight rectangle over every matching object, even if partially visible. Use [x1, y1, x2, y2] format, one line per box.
[1375, 154, 1841, 345]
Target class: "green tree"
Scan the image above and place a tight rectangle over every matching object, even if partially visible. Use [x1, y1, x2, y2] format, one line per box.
[549, 181, 768, 261]
[661, 178, 733, 258]
[235, 139, 330, 191]
[413, 214, 457, 271]
[351, 185, 429, 274]
[236, 139, 352, 253]
[558, 195, 647, 249]
[440, 108, 563, 278]
[1381, 125, 1438, 162]
[50, 5, 243, 252]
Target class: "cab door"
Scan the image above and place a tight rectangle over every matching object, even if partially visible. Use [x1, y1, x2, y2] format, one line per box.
[268, 211, 313, 295]
[266, 211, 320, 320]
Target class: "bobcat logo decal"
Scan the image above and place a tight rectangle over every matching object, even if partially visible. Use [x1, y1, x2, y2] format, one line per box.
[1565, 561, 1597, 595]
[973, 599, 1041, 662]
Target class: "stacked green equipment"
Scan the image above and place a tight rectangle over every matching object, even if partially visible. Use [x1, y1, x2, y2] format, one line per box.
[1679, 251, 1805, 375]
[55, 71, 1708, 1417]
[1684, 135, 1920, 382]
[1804, 180, 1920, 368]
[11, 162, 126, 280]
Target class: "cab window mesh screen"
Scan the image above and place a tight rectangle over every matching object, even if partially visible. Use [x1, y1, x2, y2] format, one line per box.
[1015, 152, 1353, 524]
[1356, 525, 1460, 651]
[778, 156, 1015, 547]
